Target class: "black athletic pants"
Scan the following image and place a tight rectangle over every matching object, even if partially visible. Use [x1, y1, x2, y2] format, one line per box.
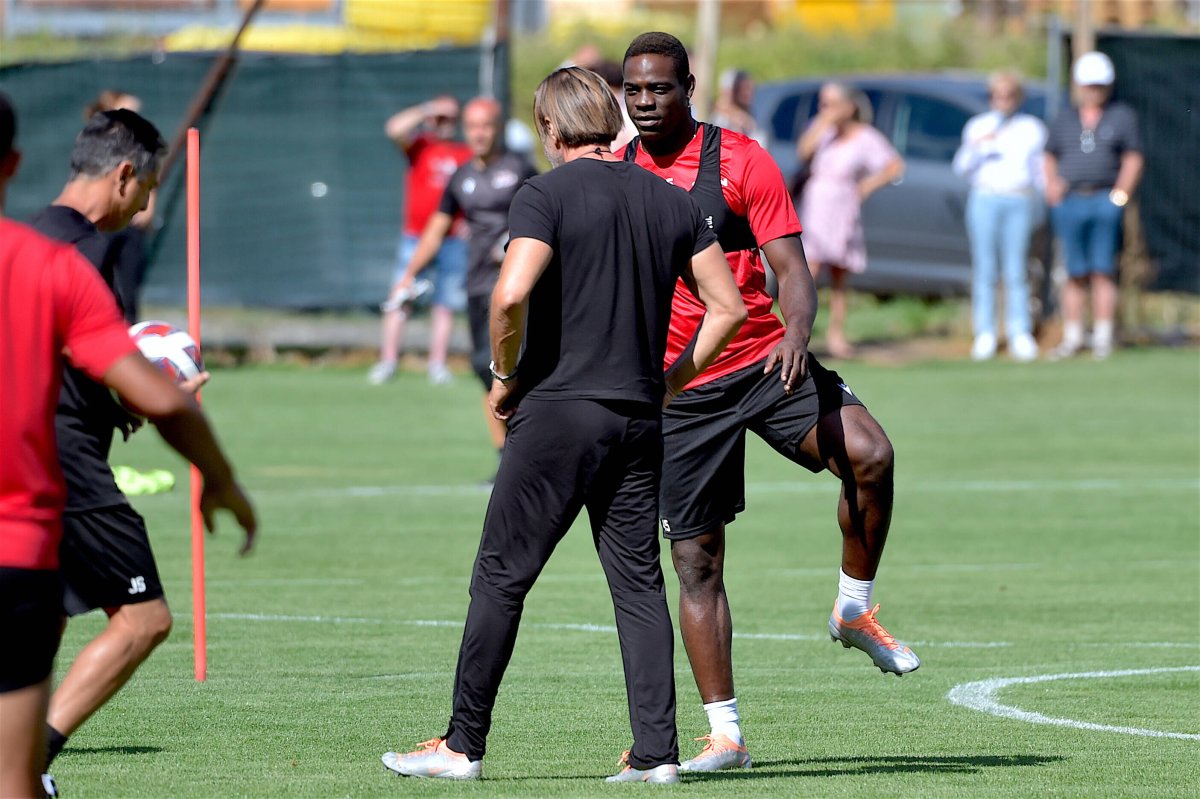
[443, 397, 678, 770]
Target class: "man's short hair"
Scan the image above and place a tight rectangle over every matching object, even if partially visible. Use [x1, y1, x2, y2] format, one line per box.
[623, 32, 690, 84]
[68, 109, 167, 181]
[0, 93, 15, 160]
[534, 67, 623, 149]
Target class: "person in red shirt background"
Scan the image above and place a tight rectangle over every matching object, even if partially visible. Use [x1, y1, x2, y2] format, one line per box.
[0, 94, 256, 799]
[619, 33, 919, 773]
[370, 95, 472, 386]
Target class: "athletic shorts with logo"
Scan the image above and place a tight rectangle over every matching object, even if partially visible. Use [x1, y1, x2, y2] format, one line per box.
[659, 355, 865, 540]
[0, 568, 61, 691]
[60, 504, 164, 616]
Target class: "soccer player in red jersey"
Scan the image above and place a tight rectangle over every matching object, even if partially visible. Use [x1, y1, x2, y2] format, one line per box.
[0, 94, 256, 799]
[619, 33, 920, 772]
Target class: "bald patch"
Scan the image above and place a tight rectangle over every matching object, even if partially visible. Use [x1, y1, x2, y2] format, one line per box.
[464, 97, 502, 121]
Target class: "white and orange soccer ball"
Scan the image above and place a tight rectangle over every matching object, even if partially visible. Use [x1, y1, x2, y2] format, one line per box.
[129, 320, 203, 384]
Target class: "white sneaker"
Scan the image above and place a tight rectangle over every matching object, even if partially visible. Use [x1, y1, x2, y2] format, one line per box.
[971, 333, 997, 361]
[428, 364, 454, 385]
[680, 733, 752, 772]
[380, 278, 434, 313]
[829, 603, 921, 675]
[41, 773, 59, 798]
[367, 361, 396, 385]
[381, 738, 481, 780]
[1048, 338, 1083, 361]
[605, 754, 680, 784]
[1091, 335, 1114, 360]
[1009, 333, 1039, 362]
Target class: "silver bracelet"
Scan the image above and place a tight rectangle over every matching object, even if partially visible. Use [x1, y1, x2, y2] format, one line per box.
[489, 360, 518, 383]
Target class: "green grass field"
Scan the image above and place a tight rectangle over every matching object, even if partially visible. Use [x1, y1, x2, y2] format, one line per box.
[51, 349, 1199, 798]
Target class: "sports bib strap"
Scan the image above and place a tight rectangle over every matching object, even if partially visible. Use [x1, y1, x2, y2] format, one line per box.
[693, 124, 757, 254]
[623, 137, 640, 162]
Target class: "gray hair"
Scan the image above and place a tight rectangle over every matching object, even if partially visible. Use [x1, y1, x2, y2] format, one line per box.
[68, 108, 166, 180]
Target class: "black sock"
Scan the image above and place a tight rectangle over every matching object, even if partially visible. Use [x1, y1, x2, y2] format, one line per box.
[45, 725, 68, 769]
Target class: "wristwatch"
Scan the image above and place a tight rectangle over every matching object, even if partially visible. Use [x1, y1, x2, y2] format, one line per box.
[1109, 188, 1129, 207]
[489, 360, 518, 383]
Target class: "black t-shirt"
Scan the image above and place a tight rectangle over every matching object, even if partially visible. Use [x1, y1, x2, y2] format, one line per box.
[28, 205, 133, 512]
[439, 151, 538, 298]
[507, 158, 718, 406]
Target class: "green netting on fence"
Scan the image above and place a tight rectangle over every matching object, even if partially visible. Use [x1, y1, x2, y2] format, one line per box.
[0, 48, 482, 308]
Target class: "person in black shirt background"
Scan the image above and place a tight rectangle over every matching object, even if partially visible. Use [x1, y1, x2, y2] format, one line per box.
[389, 97, 538, 472]
[382, 66, 746, 784]
[29, 110, 224, 777]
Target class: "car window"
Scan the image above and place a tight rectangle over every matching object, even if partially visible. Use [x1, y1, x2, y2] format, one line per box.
[1021, 94, 1046, 120]
[770, 92, 815, 142]
[892, 93, 972, 162]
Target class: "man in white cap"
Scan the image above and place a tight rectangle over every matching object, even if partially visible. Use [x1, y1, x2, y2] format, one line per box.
[1043, 51, 1144, 360]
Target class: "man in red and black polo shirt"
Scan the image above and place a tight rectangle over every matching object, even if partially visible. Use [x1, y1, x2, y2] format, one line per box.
[619, 33, 920, 772]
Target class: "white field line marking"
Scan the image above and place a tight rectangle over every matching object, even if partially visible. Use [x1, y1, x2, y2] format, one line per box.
[200, 612, 1200, 650]
[268, 477, 1199, 500]
[205, 613, 1008, 647]
[947, 667, 1200, 740]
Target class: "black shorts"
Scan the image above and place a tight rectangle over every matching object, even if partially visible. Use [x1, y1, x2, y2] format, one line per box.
[659, 355, 865, 539]
[0, 568, 61, 692]
[60, 504, 164, 616]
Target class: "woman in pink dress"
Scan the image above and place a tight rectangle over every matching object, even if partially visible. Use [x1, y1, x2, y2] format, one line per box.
[796, 83, 904, 358]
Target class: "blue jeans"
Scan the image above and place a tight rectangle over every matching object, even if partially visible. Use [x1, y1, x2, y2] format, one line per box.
[394, 234, 468, 312]
[966, 189, 1038, 338]
[1050, 191, 1123, 278]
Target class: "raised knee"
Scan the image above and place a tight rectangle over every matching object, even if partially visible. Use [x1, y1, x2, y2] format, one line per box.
[848, 431, 894, 485]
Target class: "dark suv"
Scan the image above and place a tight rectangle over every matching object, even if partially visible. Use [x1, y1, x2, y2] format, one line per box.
[752, 73, 1049, 299]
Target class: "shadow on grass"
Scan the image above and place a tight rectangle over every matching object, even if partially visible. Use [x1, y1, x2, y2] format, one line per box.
[701, 754, 1066, 780]
[476, 755, 1067, 783]
[64, 745, 163, 756]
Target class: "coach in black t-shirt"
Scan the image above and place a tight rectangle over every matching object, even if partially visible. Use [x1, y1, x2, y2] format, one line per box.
[381, 67, 746, 784]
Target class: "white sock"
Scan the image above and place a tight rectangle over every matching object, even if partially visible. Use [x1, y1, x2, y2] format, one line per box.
[1062, 321, 1085, 347]
[702, 698, 742, 745]
[1093, 320, 1114, 347]
[836, 569, 874, 621]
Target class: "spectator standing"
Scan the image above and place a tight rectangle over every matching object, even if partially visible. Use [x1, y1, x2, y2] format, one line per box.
[796, 83, 904, 359]
[371, 96, 471, 385]
[387, 97, 537, 474]
[1044, 51, 1144, 360]
[953, 70, 1047, 362]
[380, 66, 745, 784]
[709, 68, 765, 146]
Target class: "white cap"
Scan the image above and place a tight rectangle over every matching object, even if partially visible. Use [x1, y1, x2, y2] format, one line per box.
[1073, 51, 1115, 86]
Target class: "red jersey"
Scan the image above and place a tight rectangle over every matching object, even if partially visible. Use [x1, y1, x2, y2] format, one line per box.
[0, 218, 137, 569]
[622, 125, 801, 390]
[403, 133, 471, 236]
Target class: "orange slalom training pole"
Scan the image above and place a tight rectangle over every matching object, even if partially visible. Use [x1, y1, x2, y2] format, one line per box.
[187, 127, 207, 682]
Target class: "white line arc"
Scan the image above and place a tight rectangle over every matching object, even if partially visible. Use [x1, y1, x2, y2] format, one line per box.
[947, 666, 1200, 740]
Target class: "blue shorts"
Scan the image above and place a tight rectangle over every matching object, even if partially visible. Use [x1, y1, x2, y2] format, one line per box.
[1050, 191, 1124, 278]
[394, 233, 467, 312]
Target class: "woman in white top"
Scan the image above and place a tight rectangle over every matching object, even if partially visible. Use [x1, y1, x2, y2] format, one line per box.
[953, 70, 1047, 362]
